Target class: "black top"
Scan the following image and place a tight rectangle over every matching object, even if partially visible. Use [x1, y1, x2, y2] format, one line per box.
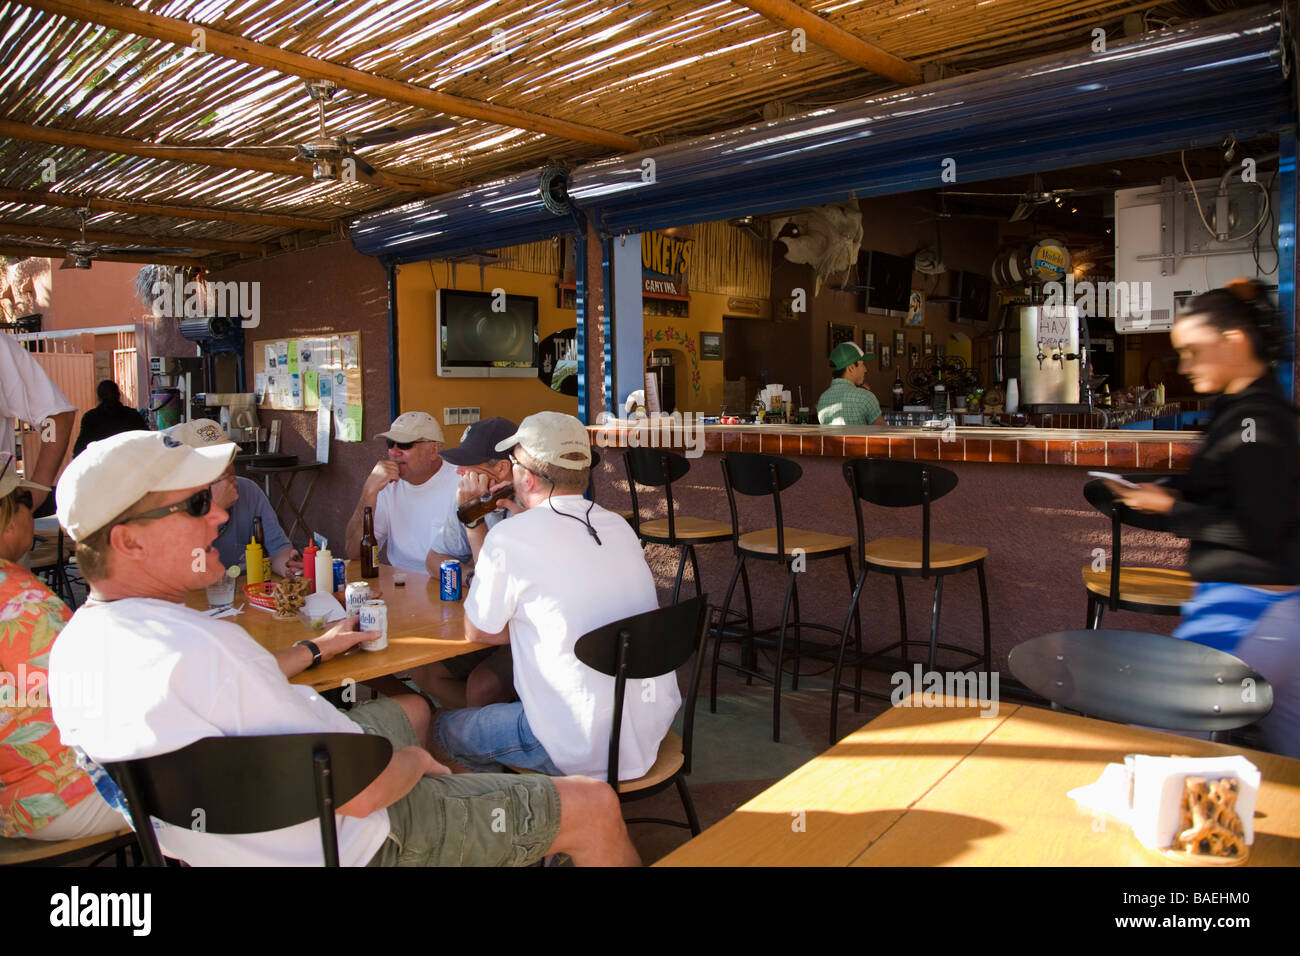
[1164, 370, 1300, 585]
[72, 402, 149, 456]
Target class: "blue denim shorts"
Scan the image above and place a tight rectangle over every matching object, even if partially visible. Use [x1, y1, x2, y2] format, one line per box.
[433, 702, 563, 775]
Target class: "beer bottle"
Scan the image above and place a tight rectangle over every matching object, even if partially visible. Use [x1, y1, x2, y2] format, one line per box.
[360, 506, 380, 579]
[457, 483, 515, 526]
[252, 516, 271, 579]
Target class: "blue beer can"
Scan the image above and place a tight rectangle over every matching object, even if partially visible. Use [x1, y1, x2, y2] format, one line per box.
[333, 558, 346, 591]
[439, 559, 462, 602]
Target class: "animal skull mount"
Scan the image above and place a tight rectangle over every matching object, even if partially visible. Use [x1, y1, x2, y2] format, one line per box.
[769, 201, 864, 295]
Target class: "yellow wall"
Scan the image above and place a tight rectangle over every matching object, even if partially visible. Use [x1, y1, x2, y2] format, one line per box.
[642, 289, 728, 413]
[395, 260, 577, 444]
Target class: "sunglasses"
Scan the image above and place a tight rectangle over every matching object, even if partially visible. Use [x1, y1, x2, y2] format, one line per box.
[385, 439, 423, 451]
[116, 488, 213, 527]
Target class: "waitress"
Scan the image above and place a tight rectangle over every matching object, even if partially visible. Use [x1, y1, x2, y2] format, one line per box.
[1106, 279, 1299, 757]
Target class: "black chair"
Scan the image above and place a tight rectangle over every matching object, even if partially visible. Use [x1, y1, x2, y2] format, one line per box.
[29, 518, 79, 609]
[830, 458, 991, 744]
[624, 448, 733, 603]
[573, 596, 713, 834]
[587, 448, 634, 523]
[1009, 629, 1273, 738]
[0, 828, 137, 868]
[713, 451, 858, 742]
[1082, 478, 1193, 628]
[104, 732, 392, 867]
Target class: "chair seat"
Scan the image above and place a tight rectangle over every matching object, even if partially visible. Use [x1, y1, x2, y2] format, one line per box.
[863, 536, 988, 570]
[739, 528, 854, 556]
[617, 731, 685, 794]
[638, 516, 734, 541]
[1081, 566, 1194, 606]
[0, 827, 133, 866]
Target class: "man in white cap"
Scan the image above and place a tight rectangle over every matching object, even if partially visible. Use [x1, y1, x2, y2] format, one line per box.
[432, 412, 679, 785]
[47, 430, 642, 866]
[168, 418, 301, 577]
[345, 411, 458, 575]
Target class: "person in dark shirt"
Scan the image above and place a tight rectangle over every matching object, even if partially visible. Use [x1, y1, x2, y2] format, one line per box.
[1105, 279, 1299, 757]
[72, 380, 148, 457]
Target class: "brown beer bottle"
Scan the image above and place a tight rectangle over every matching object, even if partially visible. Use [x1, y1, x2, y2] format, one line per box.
[360, 506, 380, 579]
[457, 483, 515, 525]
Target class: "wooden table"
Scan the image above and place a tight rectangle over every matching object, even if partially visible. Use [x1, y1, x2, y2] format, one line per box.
[656, 698, 1300, 866]
[184, 562, 487, 692]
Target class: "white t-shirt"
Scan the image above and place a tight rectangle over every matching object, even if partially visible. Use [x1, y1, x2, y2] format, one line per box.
[373, 464, 460, 574]
[429, 508, 506, 562]
[0, 334, 77, 460]
[464, 496, 676, 779]
[49, 598, 390, 867]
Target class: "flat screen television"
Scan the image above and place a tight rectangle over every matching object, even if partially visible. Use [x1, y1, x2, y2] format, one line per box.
[860, 249, 913, 316]
[958, 270, 992, 322]
[436, 289, 539, 378]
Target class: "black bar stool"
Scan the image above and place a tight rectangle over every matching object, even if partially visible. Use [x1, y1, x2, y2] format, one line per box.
[587, 448, 634, 524]
[1082, 477, 1193, 628]
[712, 451, 859, 742]
[624, 448, 734, 603]
[831, 458, 992, 744]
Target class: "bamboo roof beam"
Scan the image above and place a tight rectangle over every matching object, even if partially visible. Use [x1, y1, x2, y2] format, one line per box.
[0, 120, 455, 195]
[730, 0, 922, 86]
[0, 220, 266, 255]
[23, 0, 640, 152]
[0, 241, 202, 267]
[0, 187, 335, 232]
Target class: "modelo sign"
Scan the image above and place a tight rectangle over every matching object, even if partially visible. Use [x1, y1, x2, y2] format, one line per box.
[642, 231, 693, 297]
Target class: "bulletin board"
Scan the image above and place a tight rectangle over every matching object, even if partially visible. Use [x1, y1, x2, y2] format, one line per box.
[251, 331, 364, 442]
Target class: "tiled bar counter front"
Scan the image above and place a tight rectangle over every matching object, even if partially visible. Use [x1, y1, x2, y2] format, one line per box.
[588, 424, 1196, 684]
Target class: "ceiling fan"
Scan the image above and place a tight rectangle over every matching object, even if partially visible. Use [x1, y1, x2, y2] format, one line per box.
[149, 79, 457, 181]
[58, 209, 192, 269]
[941, 173, 1111, 222]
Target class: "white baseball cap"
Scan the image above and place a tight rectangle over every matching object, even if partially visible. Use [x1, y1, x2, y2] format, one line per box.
[167, 418, 232, 447]
[378, 411, 444, 444]
[56, 431, 235, 541]
[494, 411, 592, 470]
[0, 453, 49, 499]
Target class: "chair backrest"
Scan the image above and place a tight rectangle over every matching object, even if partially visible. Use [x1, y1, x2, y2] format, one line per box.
[842, 458, 958, 577]
[104, 732, 393, 867]
[1082, 477, 1171, 610]
[587, 447, 601, 502]
[720, 452, 803, 554]
[623, 448, 692, 538]
[1008, 629, 1274, 732]
[573, 597, 713, 788]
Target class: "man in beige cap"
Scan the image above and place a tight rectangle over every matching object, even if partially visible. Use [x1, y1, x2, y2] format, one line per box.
[48, 430, 641, 866]
[168, 419, 301, 577]
[345, 411, 458, 575]
[432, 412, 678, 785]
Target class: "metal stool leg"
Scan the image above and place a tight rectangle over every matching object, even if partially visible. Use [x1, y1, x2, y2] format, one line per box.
[671, 543, 689, 604]
[676, 776, 702, 836]
[843, 552, 862, 710]
[687, 545, 703, 600]
[977, 562, 991, 677]
[927, 575, 945, 671]
[739, 560, 756, 685]
[711, 553, 746, 713]
[773, 564, 798, 742]
[831, 567, 868, 745]
[896, 574, 909, 666]
[789, 572, 802, 691]
[1085, 593, 1096, 629]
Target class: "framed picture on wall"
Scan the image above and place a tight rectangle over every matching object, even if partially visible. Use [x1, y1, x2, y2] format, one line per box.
[906, 290, 925, 327]
[860, 330, 876, 360]
[829, 323, 856, 351]
[879, 345, 891, 370]
[700, 331, 722, 360]
[893, 329, 906, 358]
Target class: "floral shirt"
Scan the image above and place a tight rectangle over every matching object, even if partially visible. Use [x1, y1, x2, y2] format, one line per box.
[0, 558, 94, 837]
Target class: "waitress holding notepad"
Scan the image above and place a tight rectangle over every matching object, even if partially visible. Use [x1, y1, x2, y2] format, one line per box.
[1103, 279, 1300, 757]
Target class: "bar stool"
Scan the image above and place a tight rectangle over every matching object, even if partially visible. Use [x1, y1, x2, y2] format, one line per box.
[587, 448, 635, 524]
[1082, 478, 1193, 628]
[624, 448, 734, 603]
[712, 451, 859, 742]
[830, 458, 991, 744]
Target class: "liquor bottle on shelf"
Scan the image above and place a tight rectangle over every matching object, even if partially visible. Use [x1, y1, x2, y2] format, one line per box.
[892, 371, 905, 411]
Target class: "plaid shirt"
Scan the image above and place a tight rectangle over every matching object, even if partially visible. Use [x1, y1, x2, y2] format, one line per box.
[816, 378, 882, 425]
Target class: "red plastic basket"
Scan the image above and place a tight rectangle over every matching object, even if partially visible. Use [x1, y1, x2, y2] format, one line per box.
[244, 582, 277, 610]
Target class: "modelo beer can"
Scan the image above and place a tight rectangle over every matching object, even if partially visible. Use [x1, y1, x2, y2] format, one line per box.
[345, 582, 372, 617]
[359, 599, 388, 652]
[332, 558, 346, 592]
[439, 559, 462, 602]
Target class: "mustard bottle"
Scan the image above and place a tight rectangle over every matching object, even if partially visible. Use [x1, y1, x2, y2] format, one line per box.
[245, 535, 264, 585]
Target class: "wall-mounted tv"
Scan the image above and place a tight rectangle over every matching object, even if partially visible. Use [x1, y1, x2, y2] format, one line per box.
[437, 289, 539, 378]
[859, 249, 913, 317]
[957, 270, 992, 322]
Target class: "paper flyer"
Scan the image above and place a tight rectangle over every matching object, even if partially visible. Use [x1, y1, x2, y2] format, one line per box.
[287, 340, 299, 375]
[344, 404, 363, 441]
[304, 370, 318, 406]
[315, 398, 331, 464]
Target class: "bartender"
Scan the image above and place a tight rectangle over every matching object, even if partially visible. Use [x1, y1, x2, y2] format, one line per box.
[817, 342, 884, 425]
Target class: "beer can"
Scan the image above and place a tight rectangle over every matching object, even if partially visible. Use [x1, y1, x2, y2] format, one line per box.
[359, 599, 388, 652]
[345, 582, 372, 617]
[439, 559, 462, 602]
[332, 558, 346, 591]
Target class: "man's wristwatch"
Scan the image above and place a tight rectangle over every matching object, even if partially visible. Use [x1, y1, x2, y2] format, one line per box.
[294, 639, 322, 669]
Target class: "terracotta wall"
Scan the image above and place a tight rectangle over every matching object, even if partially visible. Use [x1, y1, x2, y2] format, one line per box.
[44, 260, 143, 330]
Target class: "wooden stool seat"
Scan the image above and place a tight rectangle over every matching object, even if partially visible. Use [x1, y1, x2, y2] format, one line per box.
[614, 509, 635, 523]
[617, 731, 685, 794]
[0, 827, 133, 867]
[638, 516, 733, 541]
[739, 527, 855, 556]
[1081, 566, 1193, 607]
[863, 536, 989, 571]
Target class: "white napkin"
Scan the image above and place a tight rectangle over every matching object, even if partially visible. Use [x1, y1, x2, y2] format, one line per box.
[203, 605, 243, 620]
[299, 591, 346, 628]
[1069, 755, 1260, 849]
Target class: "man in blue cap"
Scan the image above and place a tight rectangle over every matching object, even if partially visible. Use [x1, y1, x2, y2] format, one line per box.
[817, 341, 884, 425]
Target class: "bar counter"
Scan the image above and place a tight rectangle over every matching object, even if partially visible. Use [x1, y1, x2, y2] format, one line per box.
[588, 423, 1195, 685]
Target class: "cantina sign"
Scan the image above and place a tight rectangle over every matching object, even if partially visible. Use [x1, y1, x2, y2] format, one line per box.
[642, 231, 692, 297]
